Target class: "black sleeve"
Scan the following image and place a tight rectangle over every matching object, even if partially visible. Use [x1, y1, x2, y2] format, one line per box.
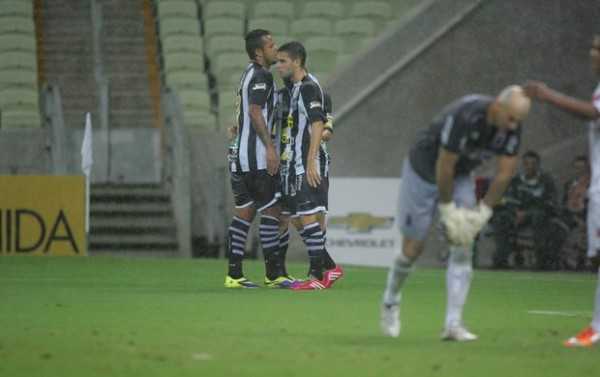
[300, 83, 327, 124]
[501, 127, 521, 156]
[248, 69, 273, 106]
[323, 91, 332, 115]
[439, 112, 471, 154]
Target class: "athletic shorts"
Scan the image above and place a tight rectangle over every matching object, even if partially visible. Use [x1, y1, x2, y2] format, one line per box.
[587, 193, 600, 258]
[397, 158, 476, 241]
[294, 173, 328, 216]
[230, 170, 280, 212]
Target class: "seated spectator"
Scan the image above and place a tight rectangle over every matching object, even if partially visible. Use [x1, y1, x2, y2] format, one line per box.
[555, 155, 590, 270]
[490, 150, 558, 269]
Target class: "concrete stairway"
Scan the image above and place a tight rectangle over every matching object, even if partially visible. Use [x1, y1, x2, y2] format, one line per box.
[41, 0, 98, 128]
[97, 0, 154, 128]
[89, 184, 179, 257]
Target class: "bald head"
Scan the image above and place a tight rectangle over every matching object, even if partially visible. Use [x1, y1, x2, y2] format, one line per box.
[497, 85, 531, 121]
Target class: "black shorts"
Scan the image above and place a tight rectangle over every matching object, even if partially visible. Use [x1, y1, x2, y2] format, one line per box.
[294, 173, 328, 216]
[230, 170, 280, 212]
[279, 165, 297, 216]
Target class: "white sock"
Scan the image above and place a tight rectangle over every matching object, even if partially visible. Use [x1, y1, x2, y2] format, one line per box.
[591, 268, 600, 332]
[382, 248, 414, 306]
[445, 245, 473, 328]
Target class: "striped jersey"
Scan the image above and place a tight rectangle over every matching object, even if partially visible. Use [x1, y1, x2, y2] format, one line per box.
[289, 74, 328, 176]
[231, 62, 276, 173]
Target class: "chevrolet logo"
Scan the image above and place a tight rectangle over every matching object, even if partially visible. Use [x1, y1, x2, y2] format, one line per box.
[329, 212, 394, 233]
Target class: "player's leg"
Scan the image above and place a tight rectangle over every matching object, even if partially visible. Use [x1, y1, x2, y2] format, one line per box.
[442, 175, 477, 341]
[277, 212, 292, 277]
[381, 159, 437, 336]
[225, 172, 259, 288]
[565, 196, 600, 346]
[254, 171, 293, 288]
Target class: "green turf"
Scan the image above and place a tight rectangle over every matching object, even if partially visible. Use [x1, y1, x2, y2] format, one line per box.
[0, 256, 598, 377]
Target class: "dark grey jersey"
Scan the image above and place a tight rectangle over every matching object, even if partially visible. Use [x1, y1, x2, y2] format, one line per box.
[409, 95, 521, 183]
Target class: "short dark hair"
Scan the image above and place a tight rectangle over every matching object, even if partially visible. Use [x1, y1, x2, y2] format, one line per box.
[522, 150, 540, 162]
[278, 41, 307, 68]
[245, 29, 271, 60]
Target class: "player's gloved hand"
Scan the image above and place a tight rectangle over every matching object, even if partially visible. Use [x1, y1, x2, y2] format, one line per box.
[438, 202, 473, 246]
[464, 202, 493, 236]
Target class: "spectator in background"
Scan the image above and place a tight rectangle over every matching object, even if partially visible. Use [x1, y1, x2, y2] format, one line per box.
[556, 156, 591, 270]
[491, 150, 558, 269]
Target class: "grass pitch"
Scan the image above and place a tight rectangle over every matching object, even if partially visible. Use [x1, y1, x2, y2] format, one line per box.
[0, 256, 598, 377]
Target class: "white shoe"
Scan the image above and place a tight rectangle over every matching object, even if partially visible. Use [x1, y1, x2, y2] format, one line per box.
[380, 303, 400, 337]
[441, 324, 478, 342]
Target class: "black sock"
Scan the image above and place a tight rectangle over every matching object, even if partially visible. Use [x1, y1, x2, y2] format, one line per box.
[278, 228, 290, 276]
[260, 215, 282, 280]
[302, 222, 325, 280]
[227, 216, 250, 279]
[322, 230, 337, 270]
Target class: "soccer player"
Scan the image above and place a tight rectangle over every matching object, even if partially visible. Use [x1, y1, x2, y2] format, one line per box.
[380, 86, 531, 340]
[224, 29, 294, 289]
[274, 41, 343, 290]
[275, 73, 336, 278]
[524, 34, 600, 347]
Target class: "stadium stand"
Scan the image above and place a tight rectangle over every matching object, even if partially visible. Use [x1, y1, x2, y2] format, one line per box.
[0, 0, 40, 128]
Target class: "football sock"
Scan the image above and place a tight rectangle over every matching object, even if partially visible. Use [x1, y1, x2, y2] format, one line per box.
[322, 229, 337, 270]
[591, 267, 600, 331]
[302, 222, 326, 280]
[260, 215, 282, 280]
[445, 246, 473, 328]
[227, 216, 251, 279]
[278, 228, 291, 276]
[383, 248, 414, 306]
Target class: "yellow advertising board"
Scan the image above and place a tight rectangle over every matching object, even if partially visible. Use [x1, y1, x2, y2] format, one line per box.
[0, 176, 86, 256]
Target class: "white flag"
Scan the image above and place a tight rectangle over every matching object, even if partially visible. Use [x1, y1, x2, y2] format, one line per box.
[81, 112, 93, 177]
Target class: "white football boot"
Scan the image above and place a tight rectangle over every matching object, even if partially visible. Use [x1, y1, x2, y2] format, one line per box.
[441, 323, 478, 342]
[380, 303, 400, 337]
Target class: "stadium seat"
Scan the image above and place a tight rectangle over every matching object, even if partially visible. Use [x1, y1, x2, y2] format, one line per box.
[218, 89, 237, 127]
[206, 35, 244, 58]
[0, 17, 35, 35]
[301, 1, 345, 20]
[350, 2, 392, 24]
[252, 1, 294, 20]
[0, 87, 38, 110]
[335, 18, 376, 53]
[304, 37, 341, 74]
[162, 34, 203, 54]
[166, 70, 209, 91]
[0, 69, 37, 88]
[213, 52, 248, 85]
[159, 18, 200, 38]
[184, 110, 217, 129]
[157, 1, 197, 20]
[290, 18, 332, 41]
[0, 34, 36, 52]
[1, 109, 40, 128]
[0, 51, 36, 71]
[178, 89, 211, 112]
[247, 18, 289, 37]
[204, 17, 244, 39]
[0, 1, 32, 18]
[163, 52, 204, 74]
[203, 1, 246, 19]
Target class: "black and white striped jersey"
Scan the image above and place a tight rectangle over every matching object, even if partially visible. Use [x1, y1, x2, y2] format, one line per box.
[290, 73, 328, 176]
[231, 62, 276, 173]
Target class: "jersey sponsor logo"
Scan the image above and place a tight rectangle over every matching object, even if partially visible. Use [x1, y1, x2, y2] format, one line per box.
[329, 212, 394, 233]
[252, 83, 267, 91]
[309, 101, 322, 109]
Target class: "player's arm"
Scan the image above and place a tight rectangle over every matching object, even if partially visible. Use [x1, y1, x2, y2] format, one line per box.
[482, 155, 519, 207]
[321, 92, 334, 142]
[525, 81, 600, 120]
[436, 147, 459, 204]
[307, 120, 324, 187]
[301, 83, 327, 187]
[248, 73, 279, 175]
